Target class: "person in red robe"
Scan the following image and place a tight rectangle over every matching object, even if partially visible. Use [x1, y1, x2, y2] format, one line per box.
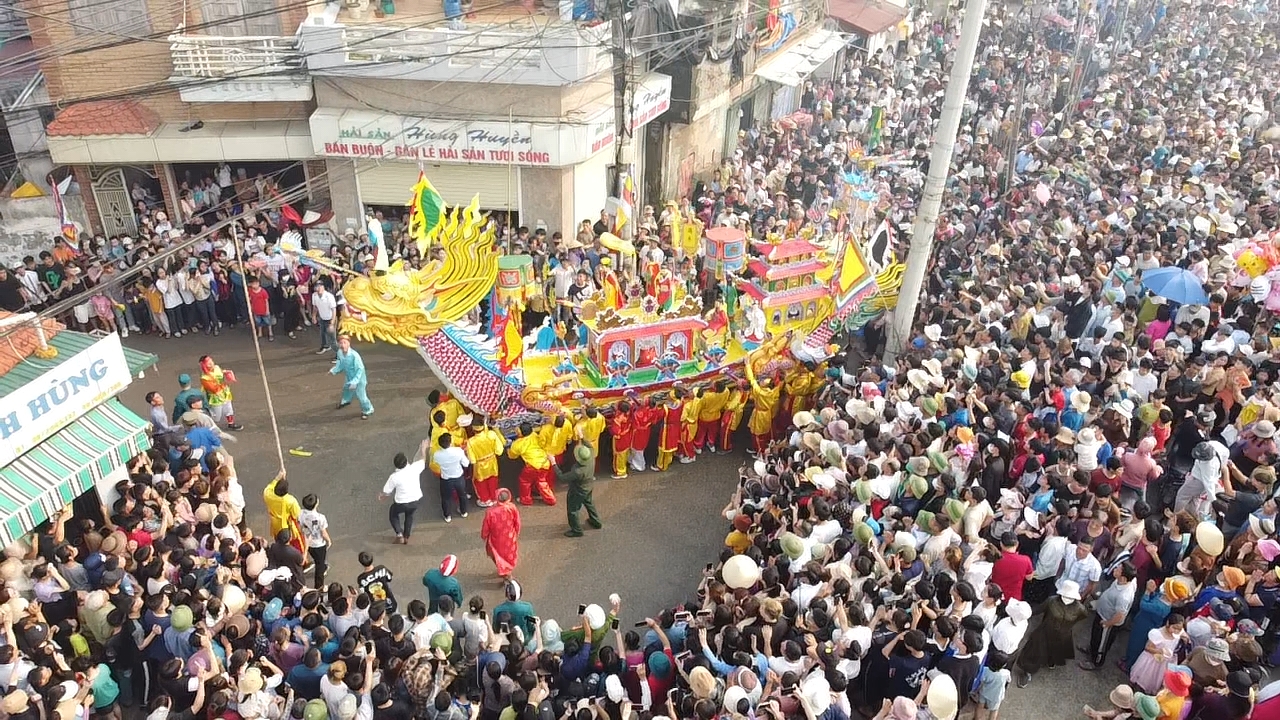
[609, 401, 634, 479]
[629, 398, 661, 473]
[480, 488, 521, 579]
[656, 391, 685, 471]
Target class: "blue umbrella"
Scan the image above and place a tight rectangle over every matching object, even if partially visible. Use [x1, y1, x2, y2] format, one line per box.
[1141, 266, 1210, 305]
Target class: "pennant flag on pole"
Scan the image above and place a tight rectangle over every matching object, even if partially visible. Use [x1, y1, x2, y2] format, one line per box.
[408, 171, 446, 252]
[865, 218, 895, 274]
[51, 174, 77, 243]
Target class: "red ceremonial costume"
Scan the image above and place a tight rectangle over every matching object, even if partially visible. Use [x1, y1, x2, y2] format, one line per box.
[631, 404, 660, 454]
[656, 400, 683, 471]
[480, 489, 522, 578]
[609, 409, 633, 478]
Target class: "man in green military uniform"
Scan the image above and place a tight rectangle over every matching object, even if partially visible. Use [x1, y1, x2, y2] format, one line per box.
[171, 373, 207, 424]
[554, 442, 603, 537]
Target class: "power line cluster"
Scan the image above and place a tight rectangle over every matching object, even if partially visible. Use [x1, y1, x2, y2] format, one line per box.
[0, 0, 841, 333]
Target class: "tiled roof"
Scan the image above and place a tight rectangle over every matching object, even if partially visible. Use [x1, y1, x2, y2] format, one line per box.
[46, 100, 161, 137]
[0, 313, 64, 378]
[828, 0, 908, 35]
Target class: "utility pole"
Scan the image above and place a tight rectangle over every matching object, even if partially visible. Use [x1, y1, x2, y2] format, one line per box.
[610, 7, 639, 275]
[883, 0, 988, 365]
[1002, 57, 1030, 192]
[1058, 0, 1090, 131]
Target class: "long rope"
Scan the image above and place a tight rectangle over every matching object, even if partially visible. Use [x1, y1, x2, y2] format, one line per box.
[230, 225, 287, 472]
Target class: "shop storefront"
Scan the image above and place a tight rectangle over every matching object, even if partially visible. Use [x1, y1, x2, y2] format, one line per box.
[310, 107, 616, 235]
[0, 319, 156, 545]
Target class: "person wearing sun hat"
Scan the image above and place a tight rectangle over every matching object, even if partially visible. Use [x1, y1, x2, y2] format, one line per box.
[1186, 636, 1231, 688]
[1185, 669, 1256, 719]
[555, 441, 602, 538]
[1156, 668, 1192, 720]
[1130, 692, 1160, 720]
[1083, 683, 1135, 720]
[1014, 579, 1089, 688]
[1191, 566, 1247, 610]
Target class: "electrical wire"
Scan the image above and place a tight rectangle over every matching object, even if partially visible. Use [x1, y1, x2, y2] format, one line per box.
[0, 0, 319, 79]
[0, 0, 599, 171]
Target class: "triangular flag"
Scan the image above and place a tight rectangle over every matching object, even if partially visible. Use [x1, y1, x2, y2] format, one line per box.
[409, 171, 446, 252]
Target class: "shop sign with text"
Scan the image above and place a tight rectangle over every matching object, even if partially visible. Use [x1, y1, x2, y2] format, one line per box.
[0, 334, 132, 468]
[312, 110, 562, 165]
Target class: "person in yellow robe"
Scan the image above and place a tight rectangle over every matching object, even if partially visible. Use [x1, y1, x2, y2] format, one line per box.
[507, 423, 556, 506]
[574, 408, 607, 471]
[777, 366, 810, 436]
[746, 359, 782, 455]
[466, 419, 505, 507]
[427, 409, 450, 475]
[428, 389, 468, 445]
[679, 390, 702, 462]
[597, 258, 623, 310]
[719, 380, 748, 452]
[695, 381, 730, 452]
[538, 414, 574, 465]
[263, 470, 301, 540]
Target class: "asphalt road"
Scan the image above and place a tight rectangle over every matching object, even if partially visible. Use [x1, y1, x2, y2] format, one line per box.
[113, 324, 1126, 719]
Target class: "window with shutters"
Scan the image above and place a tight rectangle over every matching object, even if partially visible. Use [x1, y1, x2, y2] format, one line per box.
[199, 0, 282, 36]
[67, 0, 150, 35]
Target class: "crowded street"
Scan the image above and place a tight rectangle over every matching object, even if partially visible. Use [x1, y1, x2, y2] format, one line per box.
[111, 330, 1128, 720]
[0, 0, 1277, 719]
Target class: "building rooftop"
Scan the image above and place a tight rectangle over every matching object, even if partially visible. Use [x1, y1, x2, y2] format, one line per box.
[752, 239, 821, 261]
[337, 0, 605, 29]
[47, 100, 161, 137]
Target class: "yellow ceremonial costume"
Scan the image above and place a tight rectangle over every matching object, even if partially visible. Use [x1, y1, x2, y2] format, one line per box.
[466, 426, 505, 505]
[539, 419, 573, 462]
[746, 361, 782, 453]
[695, 388, 729, 451]
[720, 387, 747, 451]
[263, 475, 300, 538]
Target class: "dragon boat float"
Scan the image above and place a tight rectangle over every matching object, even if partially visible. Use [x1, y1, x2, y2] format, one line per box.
[333, 174, 905, 424]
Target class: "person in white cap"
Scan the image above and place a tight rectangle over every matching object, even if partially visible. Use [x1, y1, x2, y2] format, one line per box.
[422, 554, 463, 614]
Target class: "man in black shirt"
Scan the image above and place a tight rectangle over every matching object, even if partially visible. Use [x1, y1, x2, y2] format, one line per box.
[0, 266, 26, 311]
[37, 251, 65, 299]
[357, 551, 398, 614]
[371, 683, 413, 720]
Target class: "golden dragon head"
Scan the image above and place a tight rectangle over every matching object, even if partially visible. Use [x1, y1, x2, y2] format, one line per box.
[341, 196, 499, 347]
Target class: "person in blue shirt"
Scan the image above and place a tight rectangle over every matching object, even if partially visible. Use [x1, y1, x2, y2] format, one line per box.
[559, 613, 594, 682]
[179, 414, 222, 472]
[331, 335, 373, 419]
[1190, 567, 1246, 612]
[286, 648, 329, 700]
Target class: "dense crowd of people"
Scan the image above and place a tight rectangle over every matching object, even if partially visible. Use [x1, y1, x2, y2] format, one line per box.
[5, 1, 1280, 720]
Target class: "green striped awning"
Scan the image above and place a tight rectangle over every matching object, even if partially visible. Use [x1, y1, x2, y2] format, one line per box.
[0, 401, 151, 546]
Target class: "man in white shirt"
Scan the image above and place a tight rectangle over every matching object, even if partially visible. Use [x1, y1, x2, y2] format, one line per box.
[380, 451, 425, 544]
[312, 281, 338, 354]
[433, 434, 470, 523]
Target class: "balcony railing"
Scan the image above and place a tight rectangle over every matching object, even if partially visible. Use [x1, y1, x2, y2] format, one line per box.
[298, 20, 612, 86]
[169, 33, 304, 78]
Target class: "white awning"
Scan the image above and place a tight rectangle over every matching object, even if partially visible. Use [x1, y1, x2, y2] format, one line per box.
[754, 29, 848, 87]
[47, 120, 314, 164]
